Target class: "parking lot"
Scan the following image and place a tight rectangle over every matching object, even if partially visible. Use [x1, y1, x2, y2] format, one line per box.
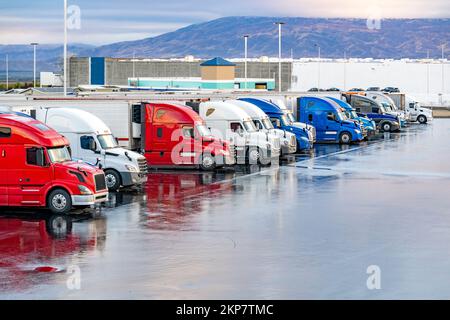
[1, 120, 450, 299]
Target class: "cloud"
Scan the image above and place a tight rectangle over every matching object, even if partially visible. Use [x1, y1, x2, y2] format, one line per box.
[0, 0, 448, 45]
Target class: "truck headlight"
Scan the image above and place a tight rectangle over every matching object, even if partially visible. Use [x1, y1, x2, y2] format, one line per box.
[125, 165, 138, 172]
[78, 185, 92, 195]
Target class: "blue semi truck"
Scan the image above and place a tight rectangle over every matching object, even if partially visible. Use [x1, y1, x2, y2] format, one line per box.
[239, 98, 314, 152]
[297, 96, 365, 144]
[326, 96, 377, 138]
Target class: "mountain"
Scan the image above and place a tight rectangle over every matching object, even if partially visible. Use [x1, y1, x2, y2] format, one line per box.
[1, 17, 449, 80]
[89, 17, 450, 59]
[0, 44, 94, 79]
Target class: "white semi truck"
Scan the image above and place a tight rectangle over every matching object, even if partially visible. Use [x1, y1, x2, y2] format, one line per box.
[33, 107, 148, 191]
[225, 100, 297, 156]
[192, 101, 281, 165]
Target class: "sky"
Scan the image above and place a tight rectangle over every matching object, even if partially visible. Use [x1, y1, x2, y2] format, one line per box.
[0, 0, 449, 45]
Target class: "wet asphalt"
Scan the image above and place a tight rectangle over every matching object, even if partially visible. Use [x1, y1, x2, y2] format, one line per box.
[1, 120, 450, 299]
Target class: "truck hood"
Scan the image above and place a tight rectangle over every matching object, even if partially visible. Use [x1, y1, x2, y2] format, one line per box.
[53, 161, 103, 175]
[98, 147, 146, 163]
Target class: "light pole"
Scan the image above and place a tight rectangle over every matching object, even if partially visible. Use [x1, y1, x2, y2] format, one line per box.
[315, 44, 321, 89]
[31, 43, 38, 88]
[442, 44, 445, 95]
[427, 49, 430, 94]
[132, 51, 136, 79]
[244, 35, 249, 90]
[64, 0, 68, 96]
[343, 51, 347, 91]
[5, 55, 8, 90]
[274, 22, 284, 92]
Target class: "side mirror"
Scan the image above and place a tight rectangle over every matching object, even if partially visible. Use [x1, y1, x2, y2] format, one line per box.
[89, 139, 97, 151]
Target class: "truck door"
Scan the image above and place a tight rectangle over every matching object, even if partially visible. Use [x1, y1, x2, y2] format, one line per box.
[14, 147, 53, 206]
[79, 135, 101, 166]
[323, 112, 340, 141]
[0, 144, 10, 206]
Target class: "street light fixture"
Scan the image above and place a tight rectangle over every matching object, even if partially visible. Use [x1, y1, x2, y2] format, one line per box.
[274, 22, 285, 92]
[31, 43, 39, 88]
[243, 35, 249, 90]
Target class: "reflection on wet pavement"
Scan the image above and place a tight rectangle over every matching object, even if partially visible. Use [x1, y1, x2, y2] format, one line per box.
[1, 121, 449, 299]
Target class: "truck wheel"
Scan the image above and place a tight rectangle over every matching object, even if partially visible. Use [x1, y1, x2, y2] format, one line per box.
[47, 189, 72, 214]
[199, 153, 216, 171]
[46, 214, 72, 238]
[382, 122, 392, 132]
[247, 147, 260, 165]
[105, 169, 121, 191]
[417, 115, 427, 124]
[339, 132, 352, 144]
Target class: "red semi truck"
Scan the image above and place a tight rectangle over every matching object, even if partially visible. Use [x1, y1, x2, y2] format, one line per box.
[0, 113, 108, 214]
[141, 102, 235, 170]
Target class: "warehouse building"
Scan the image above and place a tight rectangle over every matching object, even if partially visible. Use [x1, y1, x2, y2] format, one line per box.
[68, 56, 291, 91]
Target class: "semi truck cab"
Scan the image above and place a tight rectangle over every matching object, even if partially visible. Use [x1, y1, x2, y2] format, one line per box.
[297, 97, 365, 144]
[326, 96, 377, 138]
[196, 101, 279, 165]
[343, 94, 401, 132]
[0, 113, 108, 214]
[139, 102, 235, 170]
[405, 97, 433, 124]
[225, 100, 296, 156]
[268, 99, 317, 143]
[34, 108, 148, 191]
[366, 92, 408, 127]
[239, 98, 313, 152]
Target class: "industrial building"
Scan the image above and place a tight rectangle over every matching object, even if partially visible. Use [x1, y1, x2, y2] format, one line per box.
[68, 56, 291, 90]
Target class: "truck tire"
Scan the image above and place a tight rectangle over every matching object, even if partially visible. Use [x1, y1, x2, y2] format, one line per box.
[339, 132, 352, 144]
[47, 189, 72, 214]
[417, 115, 427, 124]
[381, 122, 392, 132]
[199, 153, 216, 171]
[46, 214, 72, 238]
[105, 169, 121, 191]
[247, 147, 260, 165]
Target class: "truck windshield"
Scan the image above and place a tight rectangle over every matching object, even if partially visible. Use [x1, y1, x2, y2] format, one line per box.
[97, 134, 118, 150]
[253, 120, 264, 130]
[262, 118, 274, 130]
[280, 114, 291, 126]
[243, 120, 257, 132]
[48, 146, 72, 163]
[196, 124, 212, 137]
[286, 112, 296, 123]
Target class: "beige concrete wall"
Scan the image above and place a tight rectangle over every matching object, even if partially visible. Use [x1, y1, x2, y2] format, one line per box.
[201, 66, 235, 81]
[432, 108, 450, 118]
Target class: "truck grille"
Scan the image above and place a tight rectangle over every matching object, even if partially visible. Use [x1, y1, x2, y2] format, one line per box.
[290, 135, 296, 147]
[94, 174, 107, 192]
[137, 158, 148, 173]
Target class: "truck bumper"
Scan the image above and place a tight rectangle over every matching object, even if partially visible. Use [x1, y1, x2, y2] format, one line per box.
[72, 192, 108, 206]
[282, 144, 297, 155]
[121, 171, 148, 187]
